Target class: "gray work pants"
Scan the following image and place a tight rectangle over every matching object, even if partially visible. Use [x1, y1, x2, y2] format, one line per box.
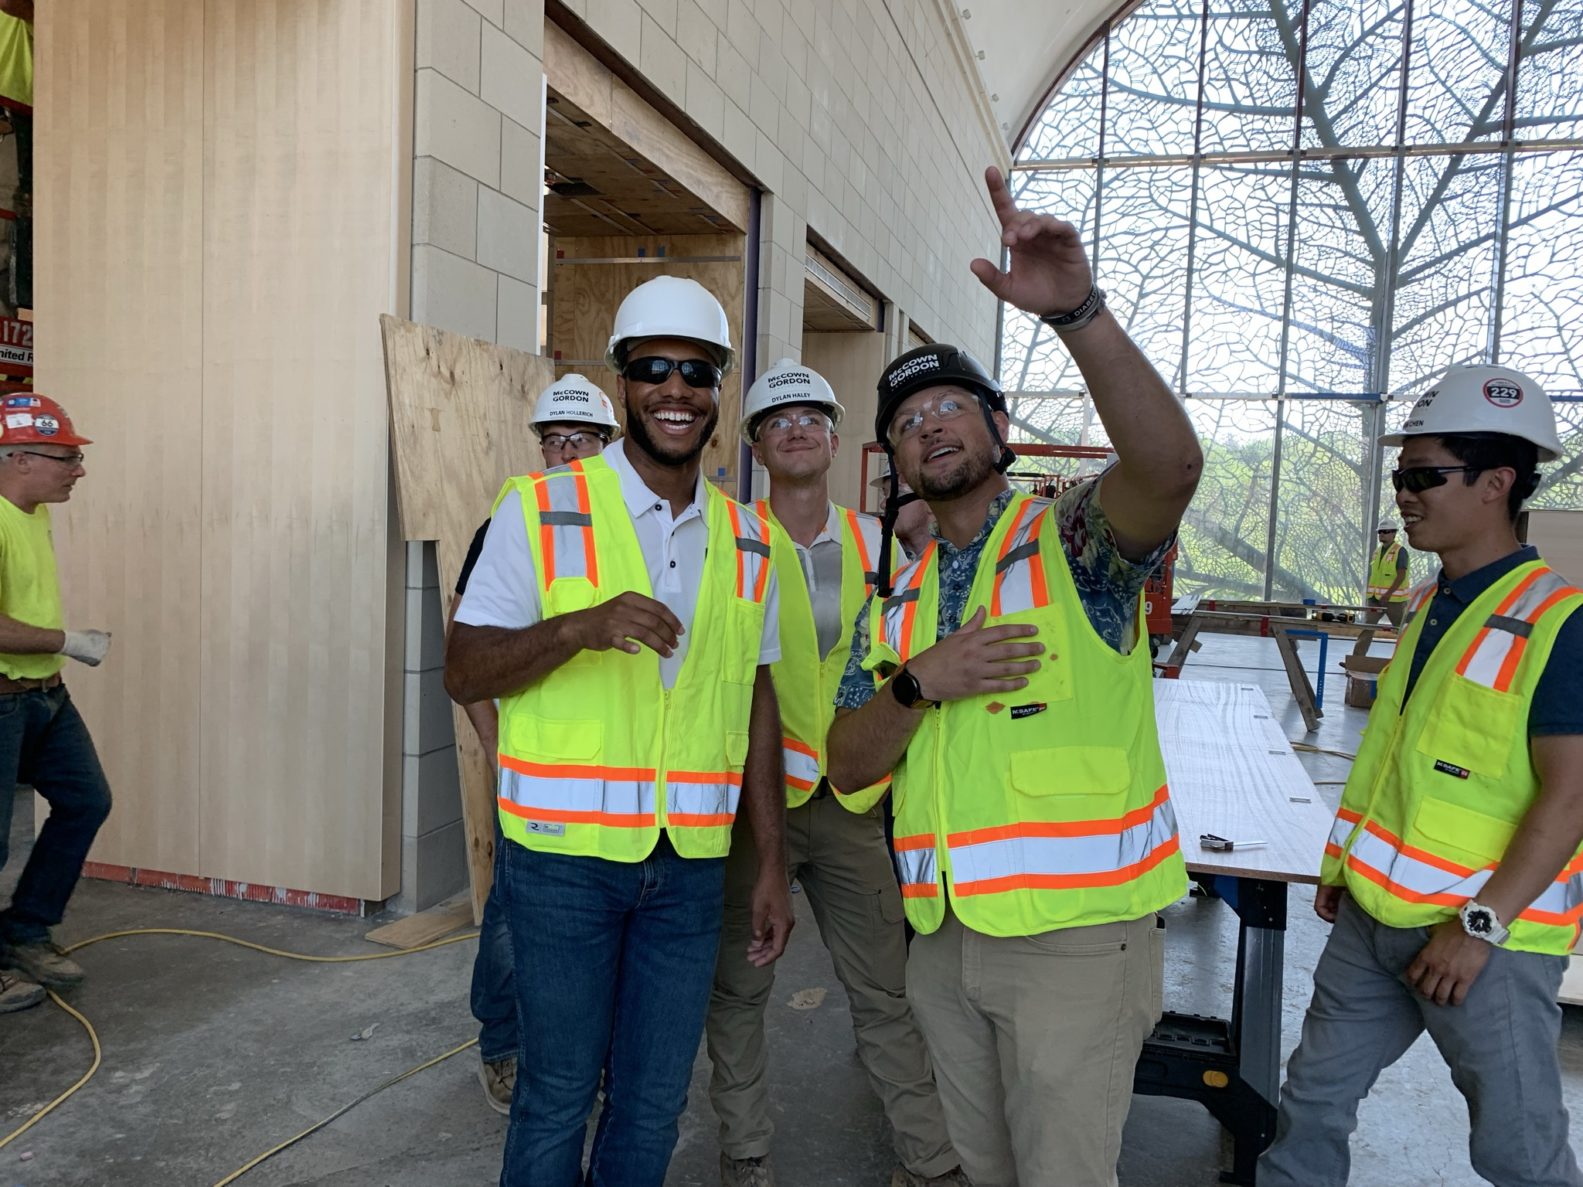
[1260, 894, 1582, 1187]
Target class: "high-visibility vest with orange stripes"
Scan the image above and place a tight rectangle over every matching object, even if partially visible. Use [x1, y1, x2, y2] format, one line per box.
[1367, 540, 1410, 601]
[1324, 558, 1583, 954]
[861, 491, 1187, 937]
[493, 456, 772, 862]
[755, 501, 889, 813]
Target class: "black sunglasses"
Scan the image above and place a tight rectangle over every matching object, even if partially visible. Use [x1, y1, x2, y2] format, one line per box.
[1390, 464, 1482, 493]
[622, 356, 722, 389]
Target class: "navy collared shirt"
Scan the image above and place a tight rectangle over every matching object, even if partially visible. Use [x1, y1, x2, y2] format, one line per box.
[1406, 545, 1583, 736]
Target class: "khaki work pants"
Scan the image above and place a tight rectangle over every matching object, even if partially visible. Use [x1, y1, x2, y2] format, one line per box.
[705, 793, 957, 1175]
[906, 906, 1165, 1187]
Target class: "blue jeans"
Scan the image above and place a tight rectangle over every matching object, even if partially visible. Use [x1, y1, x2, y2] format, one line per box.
[496, 833, 726, 1187]
[1260, 894, 1582, 1187]
[0, 686, 112, 955]
[472, 824, 518, 1063]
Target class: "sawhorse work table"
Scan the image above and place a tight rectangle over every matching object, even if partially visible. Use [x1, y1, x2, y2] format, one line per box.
[1136, 679, 1335, 1184]
[1160, 598, 1396, 732]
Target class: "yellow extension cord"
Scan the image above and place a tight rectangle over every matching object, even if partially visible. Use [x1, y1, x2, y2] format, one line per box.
[0, 925, 482, 1185]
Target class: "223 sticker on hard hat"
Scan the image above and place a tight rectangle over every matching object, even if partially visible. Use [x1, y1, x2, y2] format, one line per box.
[4, 412, 32, 429]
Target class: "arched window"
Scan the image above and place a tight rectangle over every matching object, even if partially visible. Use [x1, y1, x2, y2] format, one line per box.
[1004, 0, 1582, 601]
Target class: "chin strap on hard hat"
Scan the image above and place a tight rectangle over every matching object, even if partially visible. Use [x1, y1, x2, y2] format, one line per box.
[875, 453, 919, 599]
[977, 392, 1016, 474]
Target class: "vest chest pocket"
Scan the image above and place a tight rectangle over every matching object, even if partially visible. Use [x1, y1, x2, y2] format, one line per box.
[1008, 746, 1131, 820]
[1413, 673, 1520, 779]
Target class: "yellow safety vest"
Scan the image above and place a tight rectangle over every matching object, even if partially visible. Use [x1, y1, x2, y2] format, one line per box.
[863, 491, 1187, 937]
[495, 456, 772, 862]
[1367, 540, 1409, 601]
[754, 500, 888, 813]
[1323, 559, 1583, 954]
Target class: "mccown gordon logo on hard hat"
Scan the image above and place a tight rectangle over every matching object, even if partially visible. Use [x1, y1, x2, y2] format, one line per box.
[1484, 377, 1523, 408]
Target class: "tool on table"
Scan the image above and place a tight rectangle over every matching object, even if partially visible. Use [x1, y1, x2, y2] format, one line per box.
[1199, 833, 1267, 852]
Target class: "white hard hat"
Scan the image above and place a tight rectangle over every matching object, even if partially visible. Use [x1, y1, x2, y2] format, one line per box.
[604, 276, 734, 376]
[869, 453, 913, 492]
[740, 358, 844, 444]
[1377, 518, 1398, 532]
[1380, 364, 1563, 462]
[531, 373, 619, 437]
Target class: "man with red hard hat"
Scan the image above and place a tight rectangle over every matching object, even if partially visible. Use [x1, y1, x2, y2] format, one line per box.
[0, 394, 114, 1013]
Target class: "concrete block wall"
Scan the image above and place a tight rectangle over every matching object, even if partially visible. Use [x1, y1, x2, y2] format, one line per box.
[401, 0, 546, 911]
[558, 0, 1009, 377]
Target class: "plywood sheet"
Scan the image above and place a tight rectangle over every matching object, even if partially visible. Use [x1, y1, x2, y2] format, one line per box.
[194, 0, 403, 900]
[381, 315, 556, 918]
[549, 234, 746, 492]
[1155, 679, 1333, 884]
[801, 330, 890, 510]
[37, 0, 207, 876]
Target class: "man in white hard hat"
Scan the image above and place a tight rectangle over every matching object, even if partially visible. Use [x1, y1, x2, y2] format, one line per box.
[1366, 517, 1410, 628]
[1260, 363, 1583, 1187]
[871, 455, 933, 563]
[705, 360, 966, 1187]
[445, 373, 620, 1115]
[447, 276, 793, 1187]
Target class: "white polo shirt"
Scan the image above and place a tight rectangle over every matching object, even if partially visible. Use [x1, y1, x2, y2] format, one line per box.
[455, 439, 780, 689]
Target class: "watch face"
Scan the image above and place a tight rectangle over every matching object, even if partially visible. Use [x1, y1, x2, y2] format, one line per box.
[1465, 907, 1493, 934]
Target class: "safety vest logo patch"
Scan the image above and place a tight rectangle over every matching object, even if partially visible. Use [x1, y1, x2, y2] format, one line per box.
[1433, 759, 1471, 780]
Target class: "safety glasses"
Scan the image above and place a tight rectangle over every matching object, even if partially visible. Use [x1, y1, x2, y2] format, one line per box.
[1390, 464, 1482, 493]
[622, 356, 722, 389]
[540, 431, 606, 452]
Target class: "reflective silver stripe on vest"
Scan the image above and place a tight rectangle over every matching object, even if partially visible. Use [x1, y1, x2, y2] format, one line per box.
[729, 503, 773, 603]
[893, 841, 938, 894]
[499, 766, 658, 823]
[945, 795, 1179, 893]
[666, 778, 743, 823]
[1458, 569, 1575, 691]
[537, 467, 595, 584]
[783, 742, 821, 793]
[990, 499, 1051, 616]
[1342, 821, 1583, 926]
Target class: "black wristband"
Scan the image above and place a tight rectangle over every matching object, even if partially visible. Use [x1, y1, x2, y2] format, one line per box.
[1040, 286, 1107, 334]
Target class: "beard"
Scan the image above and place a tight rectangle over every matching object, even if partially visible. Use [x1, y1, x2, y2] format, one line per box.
[915, 445, 995, 501]
[624, 400, 721, 468]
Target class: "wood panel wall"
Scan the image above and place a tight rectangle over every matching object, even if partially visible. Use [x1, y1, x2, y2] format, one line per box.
[549, 235, 747, 490]
[37, 0, 409, 900]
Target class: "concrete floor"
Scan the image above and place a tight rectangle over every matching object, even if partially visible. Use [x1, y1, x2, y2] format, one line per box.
[4, 633, 1583, 1187]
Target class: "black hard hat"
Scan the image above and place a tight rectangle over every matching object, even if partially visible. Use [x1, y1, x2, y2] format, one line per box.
[873, 345, 1004, 443]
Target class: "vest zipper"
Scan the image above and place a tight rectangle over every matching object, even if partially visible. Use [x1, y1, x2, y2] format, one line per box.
[656, 686, 672, 830]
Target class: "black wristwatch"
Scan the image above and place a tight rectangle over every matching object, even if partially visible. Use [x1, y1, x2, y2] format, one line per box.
[890, 666, 935, 710]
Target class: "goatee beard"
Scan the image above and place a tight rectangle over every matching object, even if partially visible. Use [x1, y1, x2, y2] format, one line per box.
[626, 403, 720, 468]
[917, 449, 993, 500]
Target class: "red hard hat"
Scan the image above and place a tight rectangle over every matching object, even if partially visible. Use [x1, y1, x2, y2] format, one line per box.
[0, 394, 92, 447]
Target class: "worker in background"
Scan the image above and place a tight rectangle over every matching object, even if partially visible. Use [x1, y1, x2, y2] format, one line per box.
[446, 275, 794, 1187]
[446, 374, 619, 1116]
[1260, 364, 1583, 1187]
[826, 164, 1202, 1187]
[707, 360, 966, 1187]
[1366, 517, 1410, 627]
[0, 396, 113, 1014]
[872, 454, 933, 564]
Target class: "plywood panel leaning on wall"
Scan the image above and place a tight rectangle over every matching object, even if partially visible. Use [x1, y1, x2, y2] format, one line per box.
[37, 0, 206, 877]
[381, 316, 556, 920]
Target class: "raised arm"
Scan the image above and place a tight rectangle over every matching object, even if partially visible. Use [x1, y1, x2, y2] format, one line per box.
[970, 165, 1201, 559]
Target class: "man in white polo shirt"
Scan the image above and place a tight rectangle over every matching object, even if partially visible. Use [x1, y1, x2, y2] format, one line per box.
[447, 275, 794, 1187]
